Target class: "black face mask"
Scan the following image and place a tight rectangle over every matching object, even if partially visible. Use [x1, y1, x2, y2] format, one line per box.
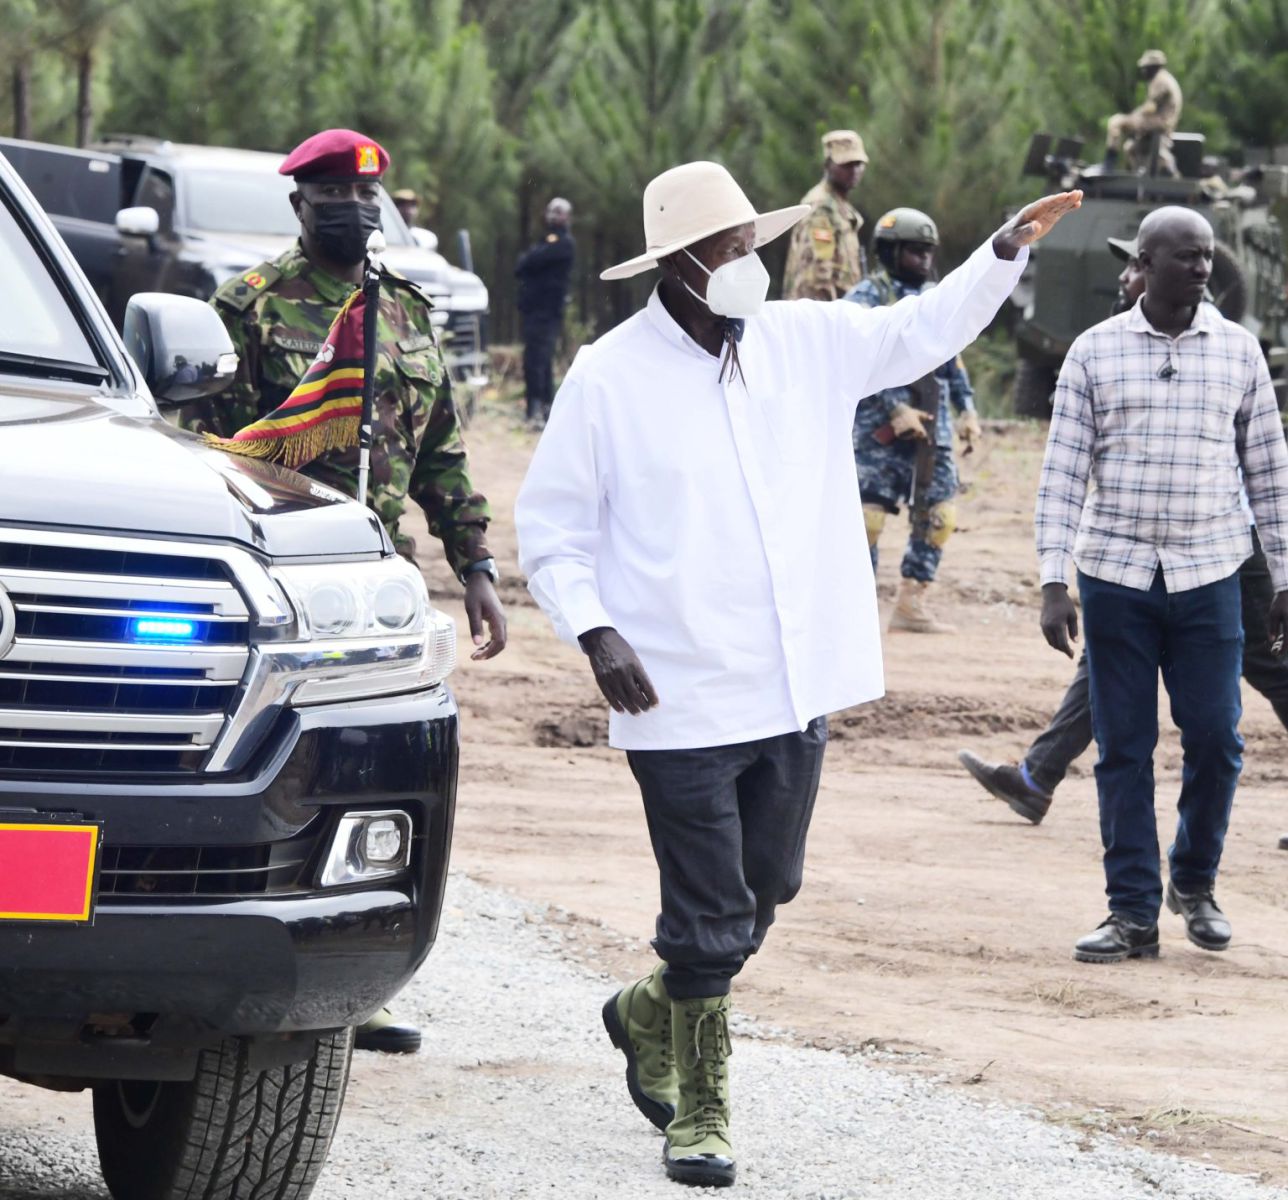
[304, 199, 382, 265]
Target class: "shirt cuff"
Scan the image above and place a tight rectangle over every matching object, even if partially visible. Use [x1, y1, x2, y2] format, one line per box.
[529, 568, 614, 649]
[1039, 552, 1072, 589]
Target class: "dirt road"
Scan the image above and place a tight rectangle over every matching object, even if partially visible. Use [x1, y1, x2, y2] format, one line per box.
[429, 404, 1288, 1185]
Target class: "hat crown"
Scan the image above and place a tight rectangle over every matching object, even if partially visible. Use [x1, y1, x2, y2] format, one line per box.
[641, 162, 757, 256]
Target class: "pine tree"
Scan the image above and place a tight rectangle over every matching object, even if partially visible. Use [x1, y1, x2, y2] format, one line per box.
[1024, 0, 1224, 149]
[1209, 0, 1288, 150]
[525, 0, 753, 328]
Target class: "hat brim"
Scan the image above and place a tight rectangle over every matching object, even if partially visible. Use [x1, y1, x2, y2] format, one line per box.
[1106, 236, 1138, 262]
[600, 204, 812, 281]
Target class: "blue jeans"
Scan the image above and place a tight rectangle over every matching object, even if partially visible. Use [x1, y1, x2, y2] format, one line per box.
[1080, 568, 1244, 924]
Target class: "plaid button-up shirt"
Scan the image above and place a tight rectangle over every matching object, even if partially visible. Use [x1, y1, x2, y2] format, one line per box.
[1036, 300, 1288, 594]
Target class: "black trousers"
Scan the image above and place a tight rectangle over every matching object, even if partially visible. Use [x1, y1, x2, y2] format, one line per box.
[626, 718, 828, 1000]
[1024, 531, 1288, 793]
[521, 311, 561, 420]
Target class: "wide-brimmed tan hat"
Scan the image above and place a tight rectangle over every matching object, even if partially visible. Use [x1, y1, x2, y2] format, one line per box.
[601, 161, 809, 281]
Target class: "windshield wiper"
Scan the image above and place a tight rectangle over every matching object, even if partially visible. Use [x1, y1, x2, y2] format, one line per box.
[0, 350, 109, 384]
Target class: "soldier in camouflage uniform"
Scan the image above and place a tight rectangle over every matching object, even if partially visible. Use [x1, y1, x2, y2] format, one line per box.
[181, 128, 508, 1054]
[845, 208, 982, 634]
[1105, 49, 1183, 176]
[782, 129, 867, 300]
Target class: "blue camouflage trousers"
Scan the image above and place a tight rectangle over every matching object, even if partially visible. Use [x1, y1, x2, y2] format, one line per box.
[853, 400, 959, 583]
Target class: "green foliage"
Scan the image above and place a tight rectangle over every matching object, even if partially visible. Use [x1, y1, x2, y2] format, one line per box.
[1209, 0, 1288, 149]
[1024, 0, 1224, 145]
[5, 0, 1288, 344]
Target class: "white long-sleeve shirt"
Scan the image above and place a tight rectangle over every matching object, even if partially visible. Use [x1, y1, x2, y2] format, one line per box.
[515, 239, 1027, 750]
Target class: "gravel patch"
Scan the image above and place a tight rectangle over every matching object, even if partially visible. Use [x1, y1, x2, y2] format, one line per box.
[1, 872, 1283, 1200]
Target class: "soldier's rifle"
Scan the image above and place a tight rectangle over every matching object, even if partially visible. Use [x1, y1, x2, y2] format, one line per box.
[906, 372, 939, 544]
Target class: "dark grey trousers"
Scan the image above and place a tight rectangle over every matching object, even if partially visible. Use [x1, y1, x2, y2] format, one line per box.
[1024, 531, 1288, 795]
[626, 717, 828, 1000]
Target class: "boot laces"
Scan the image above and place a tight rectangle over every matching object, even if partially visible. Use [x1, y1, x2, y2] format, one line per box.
[683, 1007, 731, 1136]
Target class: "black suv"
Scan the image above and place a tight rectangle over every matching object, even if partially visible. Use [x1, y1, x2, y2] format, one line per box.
[0, 148, 459, 1198]
[0, 133, 490, 398]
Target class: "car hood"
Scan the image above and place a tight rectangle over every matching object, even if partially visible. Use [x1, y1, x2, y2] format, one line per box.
[0, 389, 386, 558]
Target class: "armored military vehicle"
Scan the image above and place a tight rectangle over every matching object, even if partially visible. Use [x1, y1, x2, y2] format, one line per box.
[1008, 132, 1288, 416]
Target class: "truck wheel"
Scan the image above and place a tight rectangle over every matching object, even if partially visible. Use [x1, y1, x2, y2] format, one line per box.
[92, 1030, 353, 1200]
[1210, 241, 1247, 323]
[1013, 357, 1058, 419]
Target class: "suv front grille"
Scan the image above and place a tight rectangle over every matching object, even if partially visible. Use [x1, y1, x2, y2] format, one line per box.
[0, 537, 252, 777]
[100, 826, 321, 899]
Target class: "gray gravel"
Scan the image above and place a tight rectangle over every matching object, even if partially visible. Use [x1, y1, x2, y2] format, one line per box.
[1, 872, 1284, 1200]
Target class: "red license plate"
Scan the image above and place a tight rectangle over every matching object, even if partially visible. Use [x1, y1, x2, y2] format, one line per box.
[0, 820, 101, 923]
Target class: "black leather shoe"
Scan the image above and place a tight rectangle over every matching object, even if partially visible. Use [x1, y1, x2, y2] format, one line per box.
[1279, 833, 1288, 851]
[663, 1146, 736, 1188]
[1166, 882, 1231, 952]
[1073, 914, 1159, 963]
[354, 1008, 422, 1053]
[957, 750, 1052, 824]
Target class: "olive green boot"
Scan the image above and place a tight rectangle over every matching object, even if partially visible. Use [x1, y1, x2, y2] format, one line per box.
[663, 993, 735, 1188]
[602, 963, 677, 1130]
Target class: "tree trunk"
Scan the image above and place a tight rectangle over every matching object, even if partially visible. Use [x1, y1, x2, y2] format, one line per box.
[75, 48, 93, 147]
[12, 61, 30, 140]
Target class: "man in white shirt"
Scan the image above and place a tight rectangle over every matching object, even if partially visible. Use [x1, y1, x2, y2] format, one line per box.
[1036, 207, 1288, 966]
[515, 160, 1078, 1189]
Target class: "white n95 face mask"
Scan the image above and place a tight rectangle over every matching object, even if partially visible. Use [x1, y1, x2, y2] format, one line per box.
[683, 247, 770, 318]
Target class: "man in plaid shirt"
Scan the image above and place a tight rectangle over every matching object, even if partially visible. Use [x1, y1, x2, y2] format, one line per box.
[1035, 206, 1288, 964]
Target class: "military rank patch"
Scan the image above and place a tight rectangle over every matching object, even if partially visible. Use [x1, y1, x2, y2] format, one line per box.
[356, 144, 381, 174]
[243, 271, 268, 289]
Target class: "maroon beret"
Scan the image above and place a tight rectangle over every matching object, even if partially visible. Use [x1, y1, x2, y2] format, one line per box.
[279, 129, 390, 181]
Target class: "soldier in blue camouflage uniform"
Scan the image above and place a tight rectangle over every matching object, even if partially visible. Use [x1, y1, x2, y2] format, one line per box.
[181, 128, 508, 1055]
[846, 208, 982, 633]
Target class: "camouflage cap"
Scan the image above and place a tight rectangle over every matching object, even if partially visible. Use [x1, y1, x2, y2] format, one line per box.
[1107, 235, 1139, 262]
[822, 129, 868, 165]
[872, 207, 939, 246]
[1137, 49, 1167, 68]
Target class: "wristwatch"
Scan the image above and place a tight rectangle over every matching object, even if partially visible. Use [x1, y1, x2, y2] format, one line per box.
[459, 557, 499, 586]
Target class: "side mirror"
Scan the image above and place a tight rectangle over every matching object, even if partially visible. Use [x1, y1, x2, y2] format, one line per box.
[116, 206, 160, 238]
[124, 293, 238, 408]
[411, 226, 439, 253]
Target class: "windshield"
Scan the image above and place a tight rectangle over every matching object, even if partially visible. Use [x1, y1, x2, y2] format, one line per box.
[0, 196, 98, 366]
[181, 168, 412, 245]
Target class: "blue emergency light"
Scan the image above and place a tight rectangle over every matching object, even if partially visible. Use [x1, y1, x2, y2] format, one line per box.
[131, 617, 199, 641]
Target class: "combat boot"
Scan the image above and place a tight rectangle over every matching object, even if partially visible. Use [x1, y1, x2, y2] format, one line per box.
[664, 994, 735, 1188]
[602, 962, 677, 1131]
[889, 577, 957, 634]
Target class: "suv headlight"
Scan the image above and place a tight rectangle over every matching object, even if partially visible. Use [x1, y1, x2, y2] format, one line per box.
[267, 557, 456, 704]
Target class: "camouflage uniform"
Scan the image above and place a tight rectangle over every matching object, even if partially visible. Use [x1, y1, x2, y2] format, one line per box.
[1107, 53, 1183, 175]
[182, 243, 491, 572]
[846, 269, 975, 583]
[783, 180, 864, 300]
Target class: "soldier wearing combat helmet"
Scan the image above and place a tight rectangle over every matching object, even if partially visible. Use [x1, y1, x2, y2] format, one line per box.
[845, 207, 981, 634]
[782, 129, 867, 299]
[1104, 49, 1183, 176]
[181, 130, 508, 1050]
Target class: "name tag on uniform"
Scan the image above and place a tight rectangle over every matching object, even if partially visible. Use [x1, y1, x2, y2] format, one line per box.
[397, 334, 434, 354]
[271, 333, 324, 354]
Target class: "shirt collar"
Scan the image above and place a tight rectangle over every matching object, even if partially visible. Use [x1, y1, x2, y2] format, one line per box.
[645, 285, 731, 361]
[291, 239, 358, 305]
[1123, 294, 1219, 339]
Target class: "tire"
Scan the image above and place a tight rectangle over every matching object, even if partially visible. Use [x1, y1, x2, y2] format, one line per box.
[1209, 240, 1248, 323]
[92, 1029, 353, 1200]
[1013, 356, 1058, 419]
